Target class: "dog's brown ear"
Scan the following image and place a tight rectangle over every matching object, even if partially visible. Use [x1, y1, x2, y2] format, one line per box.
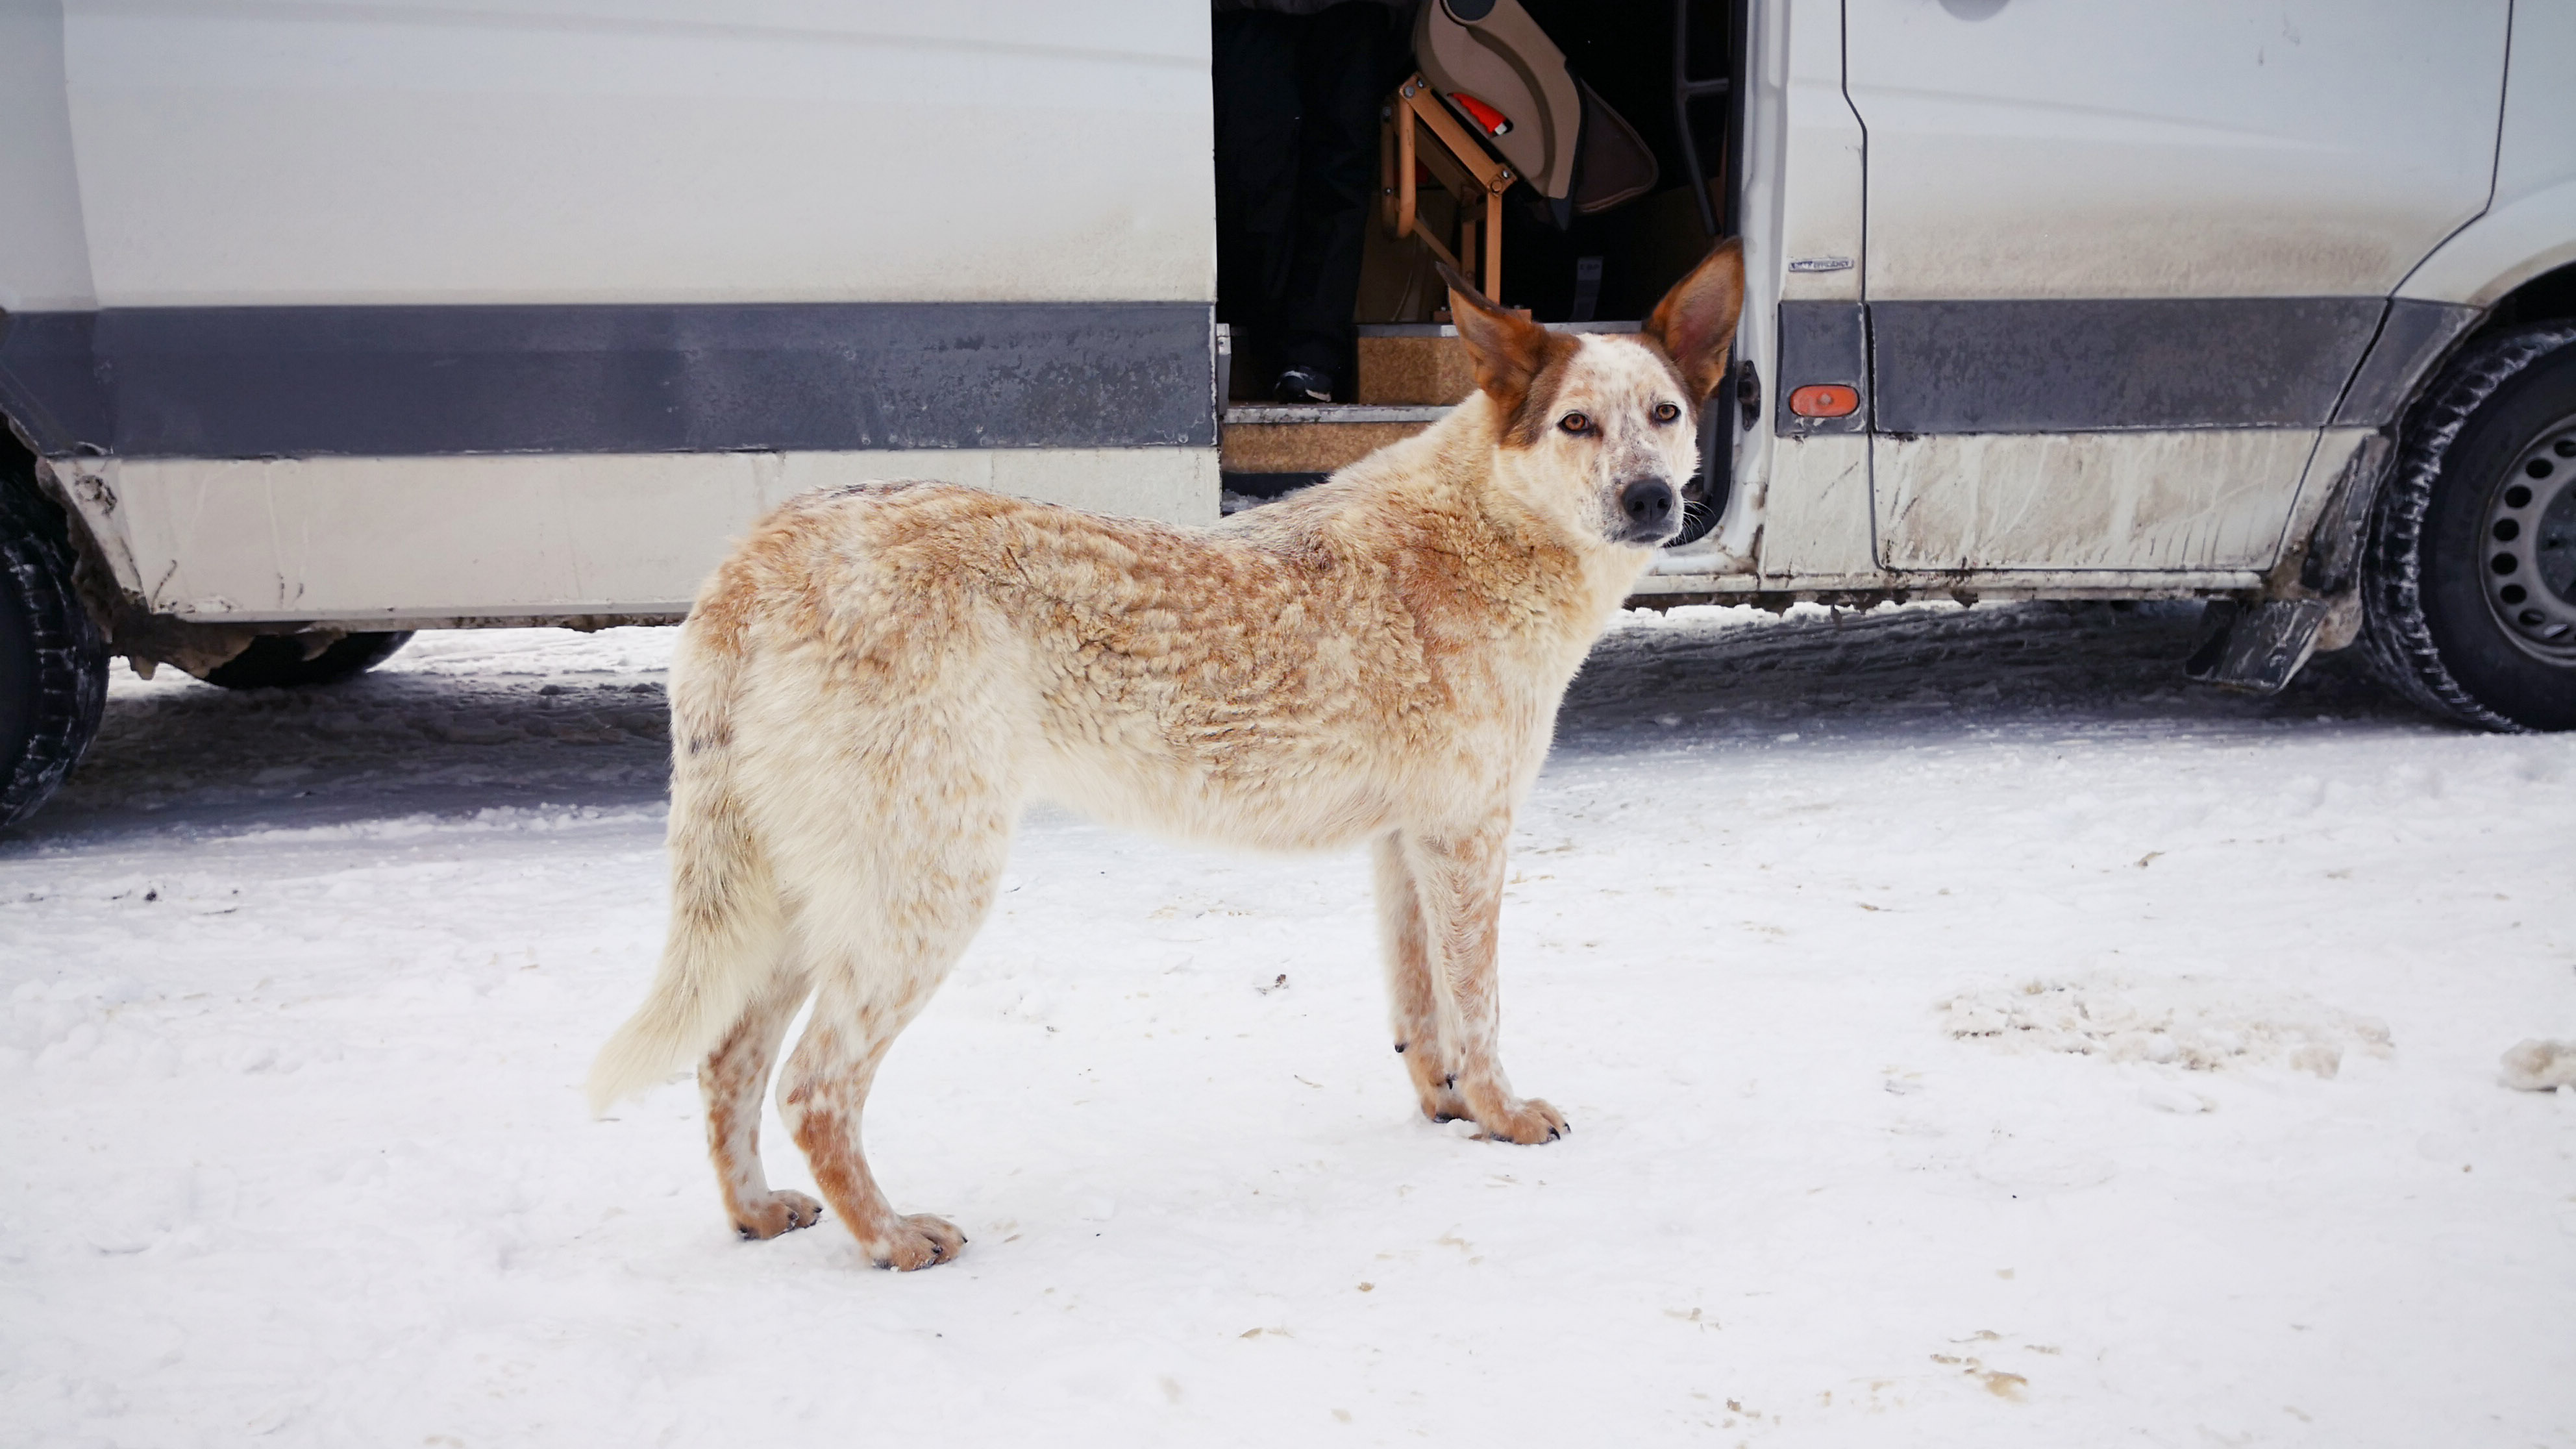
[1437, 259, 1563, 418]
[1646, 238, 1745, 404]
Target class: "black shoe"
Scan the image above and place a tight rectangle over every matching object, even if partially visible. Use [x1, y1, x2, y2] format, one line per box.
[1274, 367, 1334, 403]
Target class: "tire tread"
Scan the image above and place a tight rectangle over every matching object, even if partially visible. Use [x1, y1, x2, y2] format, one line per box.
[0, 473, 108, 830]
[2359, 322, 2576, 732]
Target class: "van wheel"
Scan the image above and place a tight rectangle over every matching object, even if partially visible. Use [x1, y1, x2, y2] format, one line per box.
[2361, 323, 2576, 731]
[1, 475, 108, 830]
[204, 630, 415, 690]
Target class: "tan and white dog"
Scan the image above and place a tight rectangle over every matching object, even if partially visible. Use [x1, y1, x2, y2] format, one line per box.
[590, 243, 1744, 1269]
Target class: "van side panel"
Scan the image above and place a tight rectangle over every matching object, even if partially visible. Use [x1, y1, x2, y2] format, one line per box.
[58, 2, 1214, 306]
[0, 0, 94, 312]
[56, 447, 1221, 623]
[1842, 0, 2506, 578]
[1844, 0, 2505, 301]
[2399, 3, 2576, 306]
[4, 2, 1223, 626]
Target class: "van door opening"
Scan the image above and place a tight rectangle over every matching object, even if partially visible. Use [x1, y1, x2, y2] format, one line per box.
[1212, 0, 1744, 544]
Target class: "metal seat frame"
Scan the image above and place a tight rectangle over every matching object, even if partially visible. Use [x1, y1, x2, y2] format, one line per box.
[1380, 72, 1515, 303]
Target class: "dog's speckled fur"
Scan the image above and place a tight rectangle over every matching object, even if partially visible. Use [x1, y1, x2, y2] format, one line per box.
[590, 243, 1744, 1269]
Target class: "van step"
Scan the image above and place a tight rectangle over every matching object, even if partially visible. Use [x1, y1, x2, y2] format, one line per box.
[1217, 321, 1640, 481]
[1351, 320, 1639, 405]
[1220, 411, 1441, 475]
[1225, 404, 1449, 425]
[1356, 334, 1477, 406]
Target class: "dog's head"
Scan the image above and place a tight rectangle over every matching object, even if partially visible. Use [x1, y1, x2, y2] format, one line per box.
[1437, 240, 1744, 549]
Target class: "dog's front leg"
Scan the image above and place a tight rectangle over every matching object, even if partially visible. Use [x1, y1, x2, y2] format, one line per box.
[1400, 821, 1568, 1145]
[1374, 831, 1474, 1123]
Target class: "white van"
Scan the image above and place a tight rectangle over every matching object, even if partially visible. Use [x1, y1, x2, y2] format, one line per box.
[5, 0, 2573, 827]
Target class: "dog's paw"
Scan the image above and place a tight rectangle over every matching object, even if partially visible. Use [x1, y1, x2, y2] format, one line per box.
[1406, 1056, 1474, 1124]
[1473, 1096, 1570, 1145]
[733, 1189, 824, 1241]
[863, 1213, 967, 1271]
[1415, 1084, 1475, 1124]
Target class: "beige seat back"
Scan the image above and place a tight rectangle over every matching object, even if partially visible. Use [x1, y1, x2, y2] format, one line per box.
[1414, 0, 1661, 216]
[1412, 0, 1583, 203]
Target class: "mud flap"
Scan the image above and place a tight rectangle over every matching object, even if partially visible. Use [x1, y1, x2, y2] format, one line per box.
[2183, 599, 2332, 694]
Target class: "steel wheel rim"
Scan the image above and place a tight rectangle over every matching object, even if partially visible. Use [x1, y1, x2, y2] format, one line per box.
[2479, 414, 2576, 666]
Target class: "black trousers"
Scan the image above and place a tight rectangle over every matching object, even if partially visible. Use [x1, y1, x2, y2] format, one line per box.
[1212, 4, 1406, 390]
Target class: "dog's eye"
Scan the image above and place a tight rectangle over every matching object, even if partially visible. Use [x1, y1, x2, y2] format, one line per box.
[1558, 412, 1591, 434]
[1652, 402, 1681, 424]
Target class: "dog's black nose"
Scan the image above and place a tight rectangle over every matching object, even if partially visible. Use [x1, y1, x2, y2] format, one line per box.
[1616, 478, 1677, 541]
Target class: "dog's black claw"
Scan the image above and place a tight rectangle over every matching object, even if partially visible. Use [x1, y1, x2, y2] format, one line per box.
[1394, 1041, 1407, 1054]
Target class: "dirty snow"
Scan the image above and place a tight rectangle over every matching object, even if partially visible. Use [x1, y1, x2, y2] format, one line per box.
[1938, 974, 2396, 1079]
[2505, 1040, 2576, 1093]
[3, 600, 2572, 1446]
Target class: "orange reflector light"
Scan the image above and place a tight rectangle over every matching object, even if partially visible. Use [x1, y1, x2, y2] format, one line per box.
[1450, 91, 1512, 137]
[1788, 384, 1861, 417]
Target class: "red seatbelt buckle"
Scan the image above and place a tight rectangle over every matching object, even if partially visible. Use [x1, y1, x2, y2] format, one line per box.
[1450, 92, 1512, 138]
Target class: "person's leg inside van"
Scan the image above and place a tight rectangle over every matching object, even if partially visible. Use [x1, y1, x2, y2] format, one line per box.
[1276, 3, 1402, 402]
[1212, 9, 1302, 400]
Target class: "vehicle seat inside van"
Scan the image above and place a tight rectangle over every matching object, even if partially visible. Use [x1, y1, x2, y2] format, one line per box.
[1414, 0, 1661, 223]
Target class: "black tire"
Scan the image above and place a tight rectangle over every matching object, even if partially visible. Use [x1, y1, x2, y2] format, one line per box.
[203, 630, 414, 690]
[2361, 323, 2576, 731]
[1, 468, 109, 831]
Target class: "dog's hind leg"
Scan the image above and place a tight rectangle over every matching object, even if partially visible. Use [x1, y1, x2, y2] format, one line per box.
[1374, 831, 1473, 1123]
[773, 799, 1015, 1270]
[778, 937, 984, 1269]
[701, 971, 821, 1239]
[1402, 821, 1569, 1145]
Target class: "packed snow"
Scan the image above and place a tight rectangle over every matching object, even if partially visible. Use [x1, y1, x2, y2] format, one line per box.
[3, 600, 2571, 1446]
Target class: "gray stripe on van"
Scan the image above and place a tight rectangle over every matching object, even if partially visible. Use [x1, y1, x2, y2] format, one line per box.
[0, 301, 1216, 459]
[1867, 297, 2386, 434]
[2331, 299, 2481, 428]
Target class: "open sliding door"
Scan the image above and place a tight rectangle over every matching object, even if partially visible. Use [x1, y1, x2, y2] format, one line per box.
[1842, 0, 2505, 580]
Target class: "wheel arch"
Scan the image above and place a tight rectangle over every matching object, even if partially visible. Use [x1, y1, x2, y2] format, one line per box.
[2450, 255, 2576, 349]
[2321, 261, 2576, 586]
[2397, 178, 2576, 318]
[2355, 319, 2576, 729]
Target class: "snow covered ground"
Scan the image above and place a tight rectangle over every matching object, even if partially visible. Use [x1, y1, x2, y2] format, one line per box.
[3, 601, 2571, 1447]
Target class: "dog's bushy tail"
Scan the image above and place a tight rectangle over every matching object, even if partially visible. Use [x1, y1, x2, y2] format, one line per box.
[587, 589, 786, 1116]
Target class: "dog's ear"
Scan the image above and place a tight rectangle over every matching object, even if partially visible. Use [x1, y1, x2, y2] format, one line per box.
[1645, 238, 1745, 404]
[1437, 260, 1563, 418]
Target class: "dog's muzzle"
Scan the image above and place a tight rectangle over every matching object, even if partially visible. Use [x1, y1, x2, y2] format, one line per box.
[1615, 477, 1681, 545]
